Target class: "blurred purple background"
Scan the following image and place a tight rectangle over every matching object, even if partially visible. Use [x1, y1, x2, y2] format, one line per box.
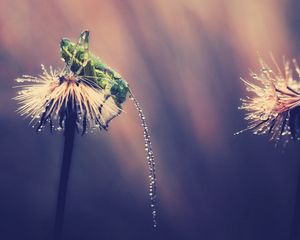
[1, 0, 300, 239]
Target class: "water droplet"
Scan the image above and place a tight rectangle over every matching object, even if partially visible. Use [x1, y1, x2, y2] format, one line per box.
[130, 92, 158, 228]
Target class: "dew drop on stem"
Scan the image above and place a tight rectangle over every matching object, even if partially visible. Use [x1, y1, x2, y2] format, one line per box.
[130, 92, 158, 227]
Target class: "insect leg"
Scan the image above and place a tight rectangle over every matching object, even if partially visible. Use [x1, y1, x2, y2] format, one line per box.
[78, 30, 90, 50]
[65, 30, 90, 73]
[81, 60, 100, 88]
[76, 30, 90, 75]
[65, 41, 80, 72]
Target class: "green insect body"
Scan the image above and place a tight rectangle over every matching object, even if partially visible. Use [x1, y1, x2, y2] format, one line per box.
[60, 30, 129, 106]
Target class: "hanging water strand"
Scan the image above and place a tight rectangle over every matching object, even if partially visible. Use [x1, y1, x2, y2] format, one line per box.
[129, 91, 157, 227]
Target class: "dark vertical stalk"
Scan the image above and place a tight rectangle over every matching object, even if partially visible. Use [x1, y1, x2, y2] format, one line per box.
[290, 162, 300, 240]
[54, 109, 76, 240]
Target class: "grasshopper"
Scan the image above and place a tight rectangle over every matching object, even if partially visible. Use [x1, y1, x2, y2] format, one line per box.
[60, 30, 129, 107]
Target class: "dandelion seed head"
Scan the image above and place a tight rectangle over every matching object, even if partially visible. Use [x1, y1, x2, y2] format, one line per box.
[14, 65, 122, 134]
[238, 57, 300, 142]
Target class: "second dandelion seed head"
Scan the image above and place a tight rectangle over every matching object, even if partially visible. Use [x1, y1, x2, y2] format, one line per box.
[238, 57, 300, 142]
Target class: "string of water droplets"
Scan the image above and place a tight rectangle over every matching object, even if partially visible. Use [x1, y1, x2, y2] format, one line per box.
[129, 92, 157, 227]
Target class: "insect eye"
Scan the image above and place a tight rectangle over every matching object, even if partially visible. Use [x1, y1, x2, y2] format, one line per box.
[60, 38, 70, 48]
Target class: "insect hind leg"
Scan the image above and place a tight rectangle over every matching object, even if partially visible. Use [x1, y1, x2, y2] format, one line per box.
[78, 30, 89, 50]
[75, 30, 91, 75]
[64, 30, 90, 74]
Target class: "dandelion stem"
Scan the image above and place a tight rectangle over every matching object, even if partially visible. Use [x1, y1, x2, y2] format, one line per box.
[54, 104, 76, 240]
[290, 163, 300, 240]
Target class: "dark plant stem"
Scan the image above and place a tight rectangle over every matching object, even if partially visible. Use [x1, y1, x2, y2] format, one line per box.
[290, 161, 300, 240]
[54, 111, 76, 240]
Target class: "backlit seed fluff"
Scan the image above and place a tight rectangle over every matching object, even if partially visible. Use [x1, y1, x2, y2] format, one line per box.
[14, 65, 121, 134]
[237, 57, 300, 142]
